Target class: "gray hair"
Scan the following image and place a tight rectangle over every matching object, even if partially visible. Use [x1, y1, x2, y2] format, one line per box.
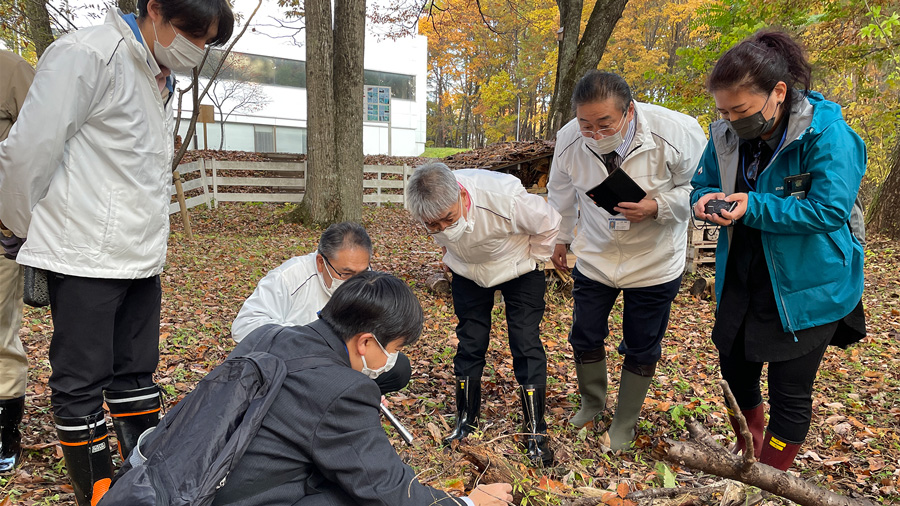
[571, 70, 632, 114]
[318, 222, 372, 259]
[406, 162, 460, 222]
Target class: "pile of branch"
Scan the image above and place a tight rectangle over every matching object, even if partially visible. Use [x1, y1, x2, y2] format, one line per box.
[442, 140, 555, 171]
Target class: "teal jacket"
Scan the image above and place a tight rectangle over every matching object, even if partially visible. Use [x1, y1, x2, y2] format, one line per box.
[690, 91, 865, 333]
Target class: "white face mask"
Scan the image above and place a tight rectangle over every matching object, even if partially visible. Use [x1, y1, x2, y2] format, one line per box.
[435, 196, 468, 243]
[583, 131, 624, 155]
[317, 268, 344, 297]
[581, 110, 628, 155]
[360, 335, 399, 379]
[152, 21, 204, 74]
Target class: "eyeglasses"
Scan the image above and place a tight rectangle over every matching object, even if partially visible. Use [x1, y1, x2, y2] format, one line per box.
[580, 110, 627, 139]
[320, 252, 371, 280]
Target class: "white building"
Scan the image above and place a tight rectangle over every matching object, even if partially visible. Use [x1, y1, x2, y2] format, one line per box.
[178, 4, 428, 156]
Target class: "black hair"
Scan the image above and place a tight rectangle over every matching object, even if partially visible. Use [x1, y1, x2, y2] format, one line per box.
[319, 271, 424, 348]
[707, 30, 812, 105]
[137, 0, 234, 47]
[318, 222, 372, 259]
[571, 70, 633, 114]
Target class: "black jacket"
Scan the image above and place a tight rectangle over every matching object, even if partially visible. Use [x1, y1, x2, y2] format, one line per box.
[213, 320, 465, 506]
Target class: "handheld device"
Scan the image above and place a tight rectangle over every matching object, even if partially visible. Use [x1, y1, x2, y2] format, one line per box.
[704, 199, 737, 216]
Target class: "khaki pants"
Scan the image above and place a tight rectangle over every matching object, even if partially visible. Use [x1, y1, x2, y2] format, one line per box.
[0, 256, 25, 399]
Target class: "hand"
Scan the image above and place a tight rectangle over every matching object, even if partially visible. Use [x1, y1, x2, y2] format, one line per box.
[693, 192, 726, 224]
[0, 231, 24, 260]
[550, 243, 569, 272]
[719, 193, 748, 224]
[468, 483, 513, 506]
[614, 198, 658, 223]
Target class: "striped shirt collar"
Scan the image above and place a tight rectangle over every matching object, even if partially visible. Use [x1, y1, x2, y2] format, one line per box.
[614, 115, 636, 159]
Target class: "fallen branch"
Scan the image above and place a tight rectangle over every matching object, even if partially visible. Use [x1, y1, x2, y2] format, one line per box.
[654, 421, 879, 506]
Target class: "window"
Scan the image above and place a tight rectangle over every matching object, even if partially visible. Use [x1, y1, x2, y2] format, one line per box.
[364, 70, 416, 101]
[276, 126, 307, 154]
[201, 50, 414, 100]
[254, 125, 275, 152]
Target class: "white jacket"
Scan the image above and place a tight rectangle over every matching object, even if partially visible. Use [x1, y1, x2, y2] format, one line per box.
[231, 252, 329, 343]
[548, 102, 706, 288]
[435, 169, 561, 288]
[0, 10, 174, 279]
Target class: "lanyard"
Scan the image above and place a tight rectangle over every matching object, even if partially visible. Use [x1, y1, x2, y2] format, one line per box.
[741, 128, 788, 191]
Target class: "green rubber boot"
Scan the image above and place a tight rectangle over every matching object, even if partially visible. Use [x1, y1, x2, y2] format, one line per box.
[603, 369, 652, 451]
[570, 360, 608, 428]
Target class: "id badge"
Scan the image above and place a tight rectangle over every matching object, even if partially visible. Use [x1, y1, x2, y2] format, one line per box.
[608, 217, 631, 231]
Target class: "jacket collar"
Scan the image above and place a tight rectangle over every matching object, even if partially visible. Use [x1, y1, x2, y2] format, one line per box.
[106, 9, 162, 80]
[307, 318, 352, 367]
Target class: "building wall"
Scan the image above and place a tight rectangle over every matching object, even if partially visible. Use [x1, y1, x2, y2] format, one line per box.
[178, 27, 428, 156]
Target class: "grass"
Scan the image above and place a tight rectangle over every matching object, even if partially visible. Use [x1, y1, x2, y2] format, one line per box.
[420, 147, 471, 158]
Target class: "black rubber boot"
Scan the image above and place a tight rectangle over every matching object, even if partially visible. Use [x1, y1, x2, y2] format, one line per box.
[104, 384, 162, 460]
[0, 396, 25, 474]
[519, 385, 554, 467]
[54, 411, 114, 506]
[443, 377, 481, 444]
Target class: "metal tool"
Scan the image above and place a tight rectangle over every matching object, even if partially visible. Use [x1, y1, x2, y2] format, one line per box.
[379, 403, 414, 445]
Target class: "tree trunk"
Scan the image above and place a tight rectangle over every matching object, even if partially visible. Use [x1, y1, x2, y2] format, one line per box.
[333, 0, 365, 223]
[118, 0, 138, 15]
[290, 0, 364, 226]
[26, 0, 54, 58]
[545, 0, 629, 138]
[868, 136, 900, 239]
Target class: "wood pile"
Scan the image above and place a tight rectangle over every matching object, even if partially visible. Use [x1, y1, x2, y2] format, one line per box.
[442, 140, 555, 188]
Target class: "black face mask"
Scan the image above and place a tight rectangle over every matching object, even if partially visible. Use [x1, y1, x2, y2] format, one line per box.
[728, 92, 780, 140]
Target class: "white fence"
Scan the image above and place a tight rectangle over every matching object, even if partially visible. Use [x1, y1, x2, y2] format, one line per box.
[169, 159, 413, 214]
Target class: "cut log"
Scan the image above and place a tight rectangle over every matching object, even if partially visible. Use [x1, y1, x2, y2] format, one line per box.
[425, 272, 451, 295]
[688, 277, 715, 300]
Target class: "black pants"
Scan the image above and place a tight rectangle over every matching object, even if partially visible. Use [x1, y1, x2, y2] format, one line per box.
[569, 267, 680, 374]
[48, 273, 161, 417]
[451, 269, 547, 386]
[719, 321, 835, 443]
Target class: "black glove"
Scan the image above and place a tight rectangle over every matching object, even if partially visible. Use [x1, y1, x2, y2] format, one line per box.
[0, 231, 24, 260]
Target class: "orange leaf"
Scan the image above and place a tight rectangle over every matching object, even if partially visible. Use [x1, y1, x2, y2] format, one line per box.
[538, 476, 566, 492]
[617, 482, 630, 498]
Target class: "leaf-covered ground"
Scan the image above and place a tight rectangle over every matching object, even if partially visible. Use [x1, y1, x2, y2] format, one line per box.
[3, 203, 898, 505]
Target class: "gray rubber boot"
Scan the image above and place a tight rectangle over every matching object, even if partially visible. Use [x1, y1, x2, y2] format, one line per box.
[570, 360, 608, 428]
[604, 369, 652, 451]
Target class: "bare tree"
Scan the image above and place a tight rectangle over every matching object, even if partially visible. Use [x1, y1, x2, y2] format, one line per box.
[287, 0, 365, 226]
[545, 0, 629, 137]
[25, 0, 53, 57]
[118, 0, 137, 15]
[204, 52, 270, 149]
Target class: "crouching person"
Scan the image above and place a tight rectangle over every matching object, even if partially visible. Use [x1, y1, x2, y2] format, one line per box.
[218, 271, 512, 505]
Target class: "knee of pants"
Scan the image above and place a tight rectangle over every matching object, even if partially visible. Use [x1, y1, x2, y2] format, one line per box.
[616, 337, 663, 367]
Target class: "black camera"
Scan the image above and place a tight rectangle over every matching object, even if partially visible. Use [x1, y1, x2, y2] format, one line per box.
[704, 199, 737, 216]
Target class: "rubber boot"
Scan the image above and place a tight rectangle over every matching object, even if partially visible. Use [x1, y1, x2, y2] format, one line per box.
[104, 384, 162, 460]
[0, 396, 25, 474]
[602, 369, 652, 451]
[727, 403, 765, 459]
[570, 360, 608, 428]
[443, 377, 481, 444]
[54, 411, 114, 506]
[759, 430, 803, 471]
[519, 385, 554, 467]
